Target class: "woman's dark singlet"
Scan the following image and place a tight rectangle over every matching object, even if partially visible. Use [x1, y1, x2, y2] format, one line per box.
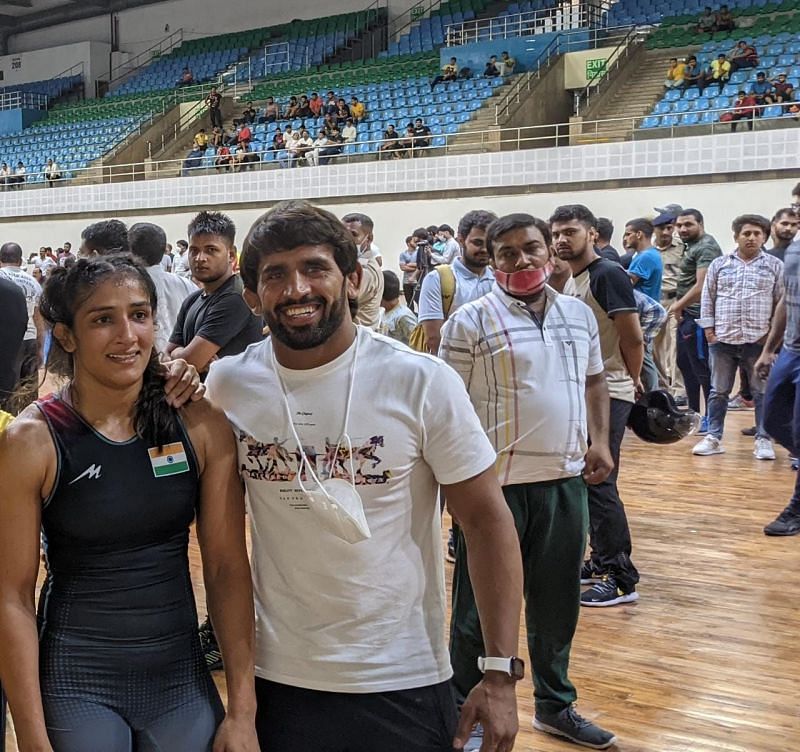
[36, 395, 223, 752]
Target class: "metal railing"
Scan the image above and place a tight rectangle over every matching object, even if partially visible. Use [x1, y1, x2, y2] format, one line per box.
[106, 28, 185, 93]
[445, 1, 611, 45]
[223, 42, 298, 96]
[3, 101, 797, 193]
[0, 91, 49, 111]
[574, 24, 648, 115]
[390, 0, 441, 42]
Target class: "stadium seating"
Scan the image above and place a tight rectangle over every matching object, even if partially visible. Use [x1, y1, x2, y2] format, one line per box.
[640, 29, 800, 128]
[609, 0, 800, 29]
[0, 75, 82, 102]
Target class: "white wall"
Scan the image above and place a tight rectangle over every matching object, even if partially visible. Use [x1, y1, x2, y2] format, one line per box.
[3, 177, 795, 274]
[0, 41, 111, 88]
[10, 0, 419, 59]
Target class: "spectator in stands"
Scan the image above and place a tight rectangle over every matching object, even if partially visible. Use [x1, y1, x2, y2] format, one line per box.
[12, 161, 26, 190]
[194, 128, 209, 152]
[182, 145, 204, 175]
[431, 57, 458, 89]
[664, 57, 686, 89]
[336, 98, 351, 125]
[286, 96, 300, 119]
[237, 121, 252, 148]
[379, 123, 401, 159]
[595, 217, 621, 263]
[285, 131, 301, 168]
[210, 127, 224, 147]
[398, 125, 415, 158]
[179, 66, 194, 86]
[235, 142, 260, 172]
[321, 112, 337, 135]
[0, 162, 8, 190]
[750, 71, 773, 105]
[269, 131, 285, 156]
[483, 55, 501, 78]
[241, 101, 257, 125]
[214, 143, 232, 172]
[307, 129, 329, 167]
[44, 158, 61, 188]
[263, 97, 279, 123]
[324, 91, 338, 117]
[319, 125, 344, 164]
[766, 73, 794, 104]
[708, 53, 732, 92]
[728, 90, 758, 131]
[715, 5, 735, 31]
[412, 117, 432, 155]
[697, 6, 716, 32]
[205, 86, 223, 129]
[283, 124, 294, 143]
[341, 118, 357, 143]
[350, 96, 365, 122]
[729, 40, 758, 71]
[309, 92, 323, 116]
[296, 95, 312, 118]
[80, 220, 129, 256]
[296, 128, 314, 163]
[501, 51, 516, 76]
[682, 55, 705, 92]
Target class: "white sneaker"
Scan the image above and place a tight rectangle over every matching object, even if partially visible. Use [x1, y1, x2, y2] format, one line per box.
[692, 435, 725, 455]
[754, 437, 776, 461]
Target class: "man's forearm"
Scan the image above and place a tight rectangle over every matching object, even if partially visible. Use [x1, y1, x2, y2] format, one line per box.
[676, 280, 703, 311]
[764, 298, 786, 353]
[585, 376, 610, 444]
[460, 511, 522, 657]
[620, 340, 644, 383]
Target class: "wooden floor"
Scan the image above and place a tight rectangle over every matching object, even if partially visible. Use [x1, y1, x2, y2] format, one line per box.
[5, 411, 800, 751]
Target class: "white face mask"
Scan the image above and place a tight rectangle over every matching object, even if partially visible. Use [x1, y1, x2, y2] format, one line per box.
[272, 332, 371, 544]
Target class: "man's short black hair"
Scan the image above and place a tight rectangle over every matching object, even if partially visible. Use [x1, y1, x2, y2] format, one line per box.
[382, 270, 401, 301]
[549, 204, 598, 231]
[241, 200, 358, 293]
[81, 220, 129, 254]
[412, 227, 429, 241]
[177, 239, 188, 249]
[757, 70, 766, 77]
[438, 224, 454, 235]
[772, 207, 798, 223]
[128, 222, 168, 267]
[341, 212, 374, 232]
[457, 210, 498, 240]
[792, 181, 800, 198]
[678, 208, 704, 224]
[732, 213, 770, 236]
[625, 218, 654, 237]
[596, 217, 614, 242]
[0, 242, 23, 264]
[485, 213, 552, 256]
[188, 211, 235, 246]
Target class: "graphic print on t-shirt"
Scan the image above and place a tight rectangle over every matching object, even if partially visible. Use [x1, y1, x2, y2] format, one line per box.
[238, 431, 392, 485]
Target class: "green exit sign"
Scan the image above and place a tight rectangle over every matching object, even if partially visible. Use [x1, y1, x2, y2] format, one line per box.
[411, 5, 425, 19]
[586, 58, 607, 79]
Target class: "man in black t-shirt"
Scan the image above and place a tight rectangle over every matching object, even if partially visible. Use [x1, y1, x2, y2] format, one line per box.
[167, 211, 262, 379]
[411, 118, 431, 156]
[0, 276, 26, 412]
[205, 86, 223, 129]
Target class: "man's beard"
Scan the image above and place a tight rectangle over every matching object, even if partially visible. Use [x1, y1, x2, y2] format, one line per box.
[266, 287, 349, 351]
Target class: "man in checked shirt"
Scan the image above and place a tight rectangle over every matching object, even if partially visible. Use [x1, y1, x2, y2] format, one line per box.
[693, 214, 784, 460]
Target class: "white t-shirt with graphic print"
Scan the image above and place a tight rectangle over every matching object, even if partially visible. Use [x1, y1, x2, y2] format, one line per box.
[205, 326, 496, 693]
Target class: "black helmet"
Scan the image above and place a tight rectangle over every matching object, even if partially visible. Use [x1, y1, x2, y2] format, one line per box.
[628, 390, 701, 444]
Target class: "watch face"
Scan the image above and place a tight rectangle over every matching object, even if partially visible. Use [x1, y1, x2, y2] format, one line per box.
[511, 657, 525, 680]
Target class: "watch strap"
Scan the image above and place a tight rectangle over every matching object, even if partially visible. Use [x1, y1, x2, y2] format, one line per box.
[477, 657, 513, 675]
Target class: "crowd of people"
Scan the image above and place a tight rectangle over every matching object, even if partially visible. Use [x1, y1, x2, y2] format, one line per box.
[1, 186, 799, 752]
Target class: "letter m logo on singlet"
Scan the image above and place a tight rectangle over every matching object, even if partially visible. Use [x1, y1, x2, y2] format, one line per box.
[68, 464, 102, 485]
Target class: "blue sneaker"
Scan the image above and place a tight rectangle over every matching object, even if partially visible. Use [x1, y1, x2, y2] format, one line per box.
[697, 416, 708, 435]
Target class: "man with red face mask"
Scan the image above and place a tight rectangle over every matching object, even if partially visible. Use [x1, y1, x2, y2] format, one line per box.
[439, 213, 617, 751]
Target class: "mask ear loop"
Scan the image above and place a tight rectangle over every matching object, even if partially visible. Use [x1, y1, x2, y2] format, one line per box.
[330, 332, 360, 488]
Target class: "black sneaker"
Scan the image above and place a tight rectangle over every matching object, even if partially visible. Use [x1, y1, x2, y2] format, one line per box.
[534, 705, 617, 749]
[198, 616, 223, 671]
[580, 575, 639, 607]
[580, 560, 604, 585]
[740, 425, 756, 437]
[446, 528, 456, 563]
[764, 506, 800, 536]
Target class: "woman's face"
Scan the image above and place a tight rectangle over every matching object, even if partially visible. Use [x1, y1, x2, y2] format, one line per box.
[57, 275, 154, 391]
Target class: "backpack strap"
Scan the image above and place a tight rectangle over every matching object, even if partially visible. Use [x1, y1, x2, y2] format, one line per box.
[436, 264, 457, 319]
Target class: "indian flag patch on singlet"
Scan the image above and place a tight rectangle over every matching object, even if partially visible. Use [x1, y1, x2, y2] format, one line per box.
[148, 442, 189, 478]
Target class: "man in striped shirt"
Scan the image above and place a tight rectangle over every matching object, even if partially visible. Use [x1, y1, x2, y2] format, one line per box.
[440, 213, 617, 750]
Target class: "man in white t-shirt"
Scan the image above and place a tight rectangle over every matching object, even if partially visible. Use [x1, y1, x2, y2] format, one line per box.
[438, 223, 462, 264]
[0, 242, 44, 409]
[128, 223, 197, 353]
[173, 239, 192, 278]
[341, 212, 384, 329]
[440, 213, 618, 751]
[205, 200, 524, 752]
[417, 210, 496, 355]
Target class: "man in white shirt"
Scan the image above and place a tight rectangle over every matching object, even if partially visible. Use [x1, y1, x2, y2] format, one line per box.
[341, 212, 384, 330]
[13, 161, 26, 190]
[34, 247, 58, 275]
[417, 210, 496, 355]
[438, 224, 462, 264]
[0, 242, 45, 410]
[205, 200, 524, 752]
[307, 130, 329, 167]
[128, 223, 197, 353]
[173, 239, 192, 278]
[440, 213, 617, 751]
[341, 118, 357, 143]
